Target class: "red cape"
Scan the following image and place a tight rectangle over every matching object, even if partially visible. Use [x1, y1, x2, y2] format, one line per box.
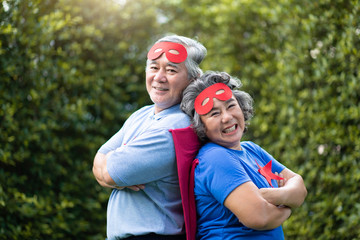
[169, 126, 201, 240]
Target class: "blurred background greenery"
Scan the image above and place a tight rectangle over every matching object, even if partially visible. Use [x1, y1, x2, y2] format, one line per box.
[0, 0, 359, 239]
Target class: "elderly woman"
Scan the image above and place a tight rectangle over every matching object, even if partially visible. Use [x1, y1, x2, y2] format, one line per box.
[181, 71, 307, 240]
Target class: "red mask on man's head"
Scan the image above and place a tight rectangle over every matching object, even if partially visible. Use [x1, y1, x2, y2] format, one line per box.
[147, 42, 188, 63]
[194, 83, 233, 115]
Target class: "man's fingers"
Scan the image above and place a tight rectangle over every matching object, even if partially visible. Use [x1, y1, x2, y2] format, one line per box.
[126, 185, 146, 191]
[114, 184, 145, 191]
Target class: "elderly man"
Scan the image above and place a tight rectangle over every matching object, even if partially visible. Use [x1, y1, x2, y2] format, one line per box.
[93, 35, 207, 240]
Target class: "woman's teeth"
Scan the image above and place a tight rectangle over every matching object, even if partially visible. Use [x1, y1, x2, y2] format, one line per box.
[223, 125, 236, 133]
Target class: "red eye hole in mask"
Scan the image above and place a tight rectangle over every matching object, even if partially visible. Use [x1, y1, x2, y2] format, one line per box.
[194, 83, 233, 115]
[147, 42, 188, 63]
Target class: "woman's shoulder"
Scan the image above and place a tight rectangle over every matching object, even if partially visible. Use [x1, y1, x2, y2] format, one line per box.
[198, 142, 233, 159]
[198, 141, 264, 156]
[196, 143, 246, 178]
[241, 141, 262, 152]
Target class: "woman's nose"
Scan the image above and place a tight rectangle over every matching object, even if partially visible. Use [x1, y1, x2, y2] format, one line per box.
[221, 111, 232, 123]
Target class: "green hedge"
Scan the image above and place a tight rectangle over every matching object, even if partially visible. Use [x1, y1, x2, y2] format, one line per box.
[152, 0, 360, 238]
[1, 0, 359, 239]
[1, 0, 158, 238]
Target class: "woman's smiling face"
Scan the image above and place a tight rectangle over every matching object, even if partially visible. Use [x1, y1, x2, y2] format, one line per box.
[200, 96, 245, 150]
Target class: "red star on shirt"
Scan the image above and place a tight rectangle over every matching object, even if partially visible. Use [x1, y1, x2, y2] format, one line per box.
[255, 159, 284, 187]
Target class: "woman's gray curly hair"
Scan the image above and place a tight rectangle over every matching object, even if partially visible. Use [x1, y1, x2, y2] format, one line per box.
[181, 71, 254, 142]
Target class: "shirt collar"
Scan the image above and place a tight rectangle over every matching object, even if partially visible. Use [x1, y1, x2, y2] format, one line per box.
[152, 104, 181, 121]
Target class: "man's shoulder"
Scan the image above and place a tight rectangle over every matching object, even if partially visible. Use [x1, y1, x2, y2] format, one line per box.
[158, 105, 191, 129]
[161, 114, 191, 130]
[164, 109, 189, 121]
[131, 104, 190, 129]
[132, 105, 154, 115]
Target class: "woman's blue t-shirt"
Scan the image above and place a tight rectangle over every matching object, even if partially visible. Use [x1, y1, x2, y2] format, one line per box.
[195, 141, 286, 240]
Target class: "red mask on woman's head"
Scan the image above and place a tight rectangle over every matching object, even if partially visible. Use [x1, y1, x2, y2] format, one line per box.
[194, 83, 233, 115]
[147, 42, 188, 63]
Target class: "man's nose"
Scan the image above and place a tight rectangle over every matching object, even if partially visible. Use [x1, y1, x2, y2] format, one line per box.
[154, 69, 166, 82]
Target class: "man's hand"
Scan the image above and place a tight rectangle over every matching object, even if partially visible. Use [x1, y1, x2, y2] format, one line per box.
[117, 185, 146, 191]
[93, 152, 146, 191]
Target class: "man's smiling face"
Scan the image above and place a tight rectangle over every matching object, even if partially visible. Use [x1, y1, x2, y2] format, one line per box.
[146, 54, 189, 114]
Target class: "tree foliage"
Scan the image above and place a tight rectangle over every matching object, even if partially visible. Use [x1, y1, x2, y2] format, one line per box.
[1, 0, 359, 239]
[157, 0, 360, 239]
[1, 0, 160, 238]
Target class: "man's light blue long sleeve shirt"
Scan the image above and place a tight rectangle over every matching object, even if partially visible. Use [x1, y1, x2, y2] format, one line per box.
[98, 104, 190, 239]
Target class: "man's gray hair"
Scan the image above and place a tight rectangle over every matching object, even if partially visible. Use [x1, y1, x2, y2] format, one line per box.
[181, 71, 254, 142]
[146, 35, 207, 81]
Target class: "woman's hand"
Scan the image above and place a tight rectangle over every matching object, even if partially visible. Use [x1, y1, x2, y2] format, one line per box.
[276, 172, 285, 187]
[260, 169, 307, 208]
[224, 181, 292, 230]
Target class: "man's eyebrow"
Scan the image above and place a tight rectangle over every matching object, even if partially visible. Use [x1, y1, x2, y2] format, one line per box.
[167, 62, 180, 69]
[148, 60, 179, 69]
